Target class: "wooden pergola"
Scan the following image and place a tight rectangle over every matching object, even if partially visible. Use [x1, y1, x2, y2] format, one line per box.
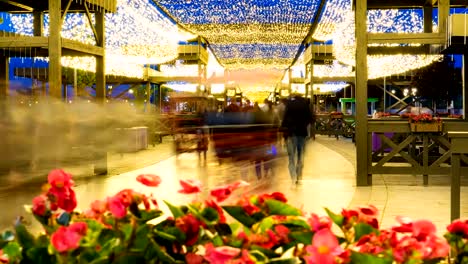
[0, 0, 116, 102]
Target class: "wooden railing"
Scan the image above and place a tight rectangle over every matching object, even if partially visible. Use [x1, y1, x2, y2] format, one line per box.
[368, 119, 468, 185]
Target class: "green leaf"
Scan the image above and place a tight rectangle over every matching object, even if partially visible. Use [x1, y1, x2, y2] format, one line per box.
[149, 238, 177, 264]
[164, 201, 185, 219]
[3, 242, 22, 260]
[212, 235, 223, 247]
[249, 250, 269, 262]
[137, 210, 163, 224]
[154, 230, 177, 241]
[133, 225, 151, 250]
[250, 245, 277, 258]
[25, 247, 53, 264]
[268, 257, 299, 263]
[201, 207, 219, 224]
[15, 223, 35, 249]
[214, 223, 232, 236]
[350, 252, 393, 264]
[324, 208, 344, 226]
[281, 217, 310, 229]
[121, 223, 134, 242]
[265, 200, 301, 216]
[114, 253, 145, 264]
[354, 223, 378, 241]
[289, 231, 313, 245]
[89, 256, 110, 264]
[129, 202, 142, 218]
[258, 217, 275, 232]
[222, 206, 256, 228]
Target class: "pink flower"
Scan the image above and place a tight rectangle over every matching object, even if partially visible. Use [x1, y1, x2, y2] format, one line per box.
[204, 243, 241, 264]
[107, 196, 127, 218]
[307, 213, 332, 232]
[305, 228, 341, 264]
[136, 174, 161, 187]
[47, 169, 74, 189]
[178, 179, 202, 194]
[32, 195, 47, 216]
[50, 223, 87, 253]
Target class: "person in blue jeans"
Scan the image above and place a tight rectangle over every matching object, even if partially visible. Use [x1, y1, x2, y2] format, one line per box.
[281, 94, 313, 185]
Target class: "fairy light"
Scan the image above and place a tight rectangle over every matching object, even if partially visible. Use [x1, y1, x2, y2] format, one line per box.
[154, 0, 322, 69]
[10, 0, 191, 77]
[333, 11, 442, 79]
[313, 0, 351, 41]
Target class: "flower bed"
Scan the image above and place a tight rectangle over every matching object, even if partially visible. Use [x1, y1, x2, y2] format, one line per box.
[0, 169, 467, 263]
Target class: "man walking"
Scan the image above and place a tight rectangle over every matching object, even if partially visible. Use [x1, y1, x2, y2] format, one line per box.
[281, 94, 313, 185]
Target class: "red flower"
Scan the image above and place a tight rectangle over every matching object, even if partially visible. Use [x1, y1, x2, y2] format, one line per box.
[136, 174, 161, 187]
[50, 223, 87, 253]
[210, 181, 248, 203]
[47, 169, 74, 189]
[239, 198, 260, 215]
[258, 192, 287, 204]
[447, 219, 468, 238]
[204, 243, 241, 264]
[205, 199, 226, 223]
[412, 219, 437, 241]
[274, 225, 290, 242]
[175, 214, 201, 246]
[32, 195, 47, 216]
[185, 253, 204, 264]
[178, 179, 202, 194]
[68, 222, 88, 236]
[48, 186, 77, 212]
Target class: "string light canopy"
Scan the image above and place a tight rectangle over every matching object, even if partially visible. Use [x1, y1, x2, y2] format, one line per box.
[333, 10, 442, 79]
[153, 0, 322, 70]
[10, 0, 191, 77]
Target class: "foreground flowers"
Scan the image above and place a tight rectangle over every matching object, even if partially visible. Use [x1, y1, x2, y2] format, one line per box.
[0, 170, 465, 263]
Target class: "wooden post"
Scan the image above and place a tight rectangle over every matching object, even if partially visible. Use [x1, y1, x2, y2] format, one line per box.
[94, 10, 107, 175]
[438, 0, 449, 36]
[33, 11, 44, 37]
[0, 55, 8, 99]
[464, 52, 468, 119]
[355, 0, 369, 186]
[48, 0, 62, 99]
[95, 11, 105, 103]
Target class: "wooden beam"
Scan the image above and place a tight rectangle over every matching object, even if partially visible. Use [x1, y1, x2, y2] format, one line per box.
[368, 33, 445, 44]
[83, 2, 100, 45]
[368, 33, 445, 45]
[368, 45, 430, 55]
[62, 39, 104, 56]
[0, 36, 48, 48]
[61, 0, 73, 24]
[0, 0, 33, 11]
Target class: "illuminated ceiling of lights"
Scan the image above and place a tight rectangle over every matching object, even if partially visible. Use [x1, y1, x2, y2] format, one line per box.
[154, 0, 322, 70]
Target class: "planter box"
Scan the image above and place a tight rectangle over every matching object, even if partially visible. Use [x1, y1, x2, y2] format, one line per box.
[409, 122, 442, 133]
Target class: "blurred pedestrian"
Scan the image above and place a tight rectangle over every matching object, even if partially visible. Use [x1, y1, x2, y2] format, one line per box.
[281, 94, 313, 185]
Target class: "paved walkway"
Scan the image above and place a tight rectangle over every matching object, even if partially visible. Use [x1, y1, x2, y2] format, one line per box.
[1, 135, 466, 236]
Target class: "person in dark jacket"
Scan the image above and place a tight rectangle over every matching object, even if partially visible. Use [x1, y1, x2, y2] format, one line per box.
[281, 94, 313, 185]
